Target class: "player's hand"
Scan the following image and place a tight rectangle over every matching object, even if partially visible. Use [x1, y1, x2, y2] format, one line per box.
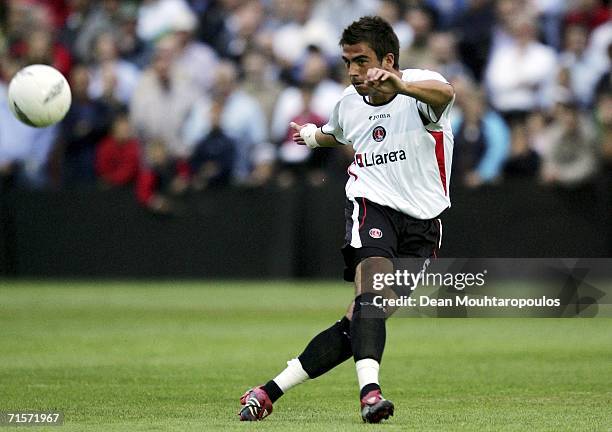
[290, 122, 306, 145]
[365, 68, 404, 95]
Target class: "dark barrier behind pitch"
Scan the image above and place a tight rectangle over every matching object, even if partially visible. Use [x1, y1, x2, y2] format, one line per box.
[0, 178, 610, 278]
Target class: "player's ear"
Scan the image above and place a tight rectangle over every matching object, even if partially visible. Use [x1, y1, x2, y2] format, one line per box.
[382, 53, 395, 70]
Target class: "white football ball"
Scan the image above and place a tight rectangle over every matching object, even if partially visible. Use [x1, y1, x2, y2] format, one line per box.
[8, 64, 72, 128]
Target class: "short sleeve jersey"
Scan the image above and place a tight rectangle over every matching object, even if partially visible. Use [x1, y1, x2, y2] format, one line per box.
[322, 69, 454, 220]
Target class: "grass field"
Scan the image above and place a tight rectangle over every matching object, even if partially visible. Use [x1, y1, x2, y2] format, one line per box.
[1, 280, 611, 431]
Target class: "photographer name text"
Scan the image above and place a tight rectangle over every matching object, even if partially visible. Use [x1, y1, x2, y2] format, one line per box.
[374, 295, 561, 309]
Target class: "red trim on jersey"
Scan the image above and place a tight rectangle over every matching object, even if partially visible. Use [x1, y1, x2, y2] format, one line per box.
[359, 197, 367, 230]
[428, 130, 447, 195]
[347, 162, 358, 181]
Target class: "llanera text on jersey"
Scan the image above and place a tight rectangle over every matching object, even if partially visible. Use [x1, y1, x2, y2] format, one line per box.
[355, 150, 407, 168]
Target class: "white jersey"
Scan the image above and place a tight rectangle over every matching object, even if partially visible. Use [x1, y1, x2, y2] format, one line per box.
[322, 69, 454, 220]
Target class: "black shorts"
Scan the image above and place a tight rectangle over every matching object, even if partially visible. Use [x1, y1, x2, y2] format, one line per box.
[342, 197, 443, 282]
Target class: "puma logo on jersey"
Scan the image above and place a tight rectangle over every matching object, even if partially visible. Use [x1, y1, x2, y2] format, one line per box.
[355, 150, 406, 167]
[368, 114, 391, 120]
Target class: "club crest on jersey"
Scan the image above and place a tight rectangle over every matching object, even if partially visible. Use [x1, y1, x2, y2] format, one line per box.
[372, 126, 386, 142]
[369, 228, 383, 239]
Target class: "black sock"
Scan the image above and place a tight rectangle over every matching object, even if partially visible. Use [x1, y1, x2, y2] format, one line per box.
[351, 292, 386, 363]
[262, 379, 284, 403]
[297, 317, 352, 379]
[360, 382, 382, 399]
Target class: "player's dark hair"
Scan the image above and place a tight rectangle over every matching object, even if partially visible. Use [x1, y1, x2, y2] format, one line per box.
[339, 16, 400, 69]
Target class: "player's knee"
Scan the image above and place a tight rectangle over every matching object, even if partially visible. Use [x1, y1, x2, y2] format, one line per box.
[358, 256, 392, 272]
[353, 292, 376, 311]
[353, 292, 386, 320]
[355, 257, 393, 295]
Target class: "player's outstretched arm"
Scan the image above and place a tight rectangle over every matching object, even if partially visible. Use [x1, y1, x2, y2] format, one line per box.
[365, 68, 454, 119]
[290, 122, 343, 148]
[399, 80, 454, 119]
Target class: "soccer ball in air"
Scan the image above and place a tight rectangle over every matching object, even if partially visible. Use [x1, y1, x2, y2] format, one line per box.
[8, 64, 72, 128]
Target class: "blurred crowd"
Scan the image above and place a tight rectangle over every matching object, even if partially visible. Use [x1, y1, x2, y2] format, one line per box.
[0, 0, 610, 212]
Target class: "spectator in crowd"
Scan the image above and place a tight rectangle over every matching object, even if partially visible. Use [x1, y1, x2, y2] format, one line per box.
[136, 140, 190, 214]
[183, 61, 274, 186]
[491, 0, 536, 51]
[271, 47, 343, 145]
[426, 0, 468, 30]
[534, 0, 567, 50]
[221, 0, 267, 61]
[60, 0, 93, 57]
[4, 0, 45, 46]
[586, 12, 612, 71]
[539, 100, 598, 187]
[130, 36, 197, 162]
[28, 0, 69, 29]
[10, 28, 72, 77]
[277, 83, 327, 188]
[88, 31, 140, 108]
[594, 42, 612, 95]
[272, 0, 338, 69]
[375, 0, 414, 49]
[57, 64, 113, 186]
[452, 88, 510, 187]
[1, 0, 610, 198]
[136, 0, 195, 45]
[400, 6, 436, 69]
[486, 13, 558, 115]
[170, 9, 218, 93]
[95, 110, 141, 188]
[0, 59, 58, 189]
[452, 0, 495, 81]
[61, 1, 144, 67]
[502, 114, 541, 179]
[485, 14, 557, 154]
[595, 91, 612, 170]
[310, 0, 380, 39]
[112, 3, 146, 67]
[241, 47, 282, 132]
[423, 31, 473, 82]
[564, 0, 610, 34]
[558, 24, 604, 108]
[69, 0, 130, 63]
[190, 98, 236, 190]
[193, 0, 240, 59]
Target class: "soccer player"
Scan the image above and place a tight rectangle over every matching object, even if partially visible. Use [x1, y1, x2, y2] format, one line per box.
[238, 16, 454, 423]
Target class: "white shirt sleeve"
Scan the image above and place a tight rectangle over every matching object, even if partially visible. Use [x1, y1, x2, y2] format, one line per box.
[405, 69, 452, 124]
[321, 98, 350, 145]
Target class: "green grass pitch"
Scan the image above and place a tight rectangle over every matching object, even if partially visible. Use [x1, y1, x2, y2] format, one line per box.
[1, 281, 611, 431]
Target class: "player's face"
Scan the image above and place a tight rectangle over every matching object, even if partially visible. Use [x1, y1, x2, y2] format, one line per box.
[341, 43, 383, 95]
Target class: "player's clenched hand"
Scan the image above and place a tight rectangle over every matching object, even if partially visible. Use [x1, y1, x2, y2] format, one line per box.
[290, 122, 306, 145]
[365, 68, 403, 95]
[290, 122, 323, 148]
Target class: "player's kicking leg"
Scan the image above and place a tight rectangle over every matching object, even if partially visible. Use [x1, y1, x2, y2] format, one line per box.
[239, 198, 397, 422]
[238, 255, 395, 423]
[237, 315, 353, 421]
